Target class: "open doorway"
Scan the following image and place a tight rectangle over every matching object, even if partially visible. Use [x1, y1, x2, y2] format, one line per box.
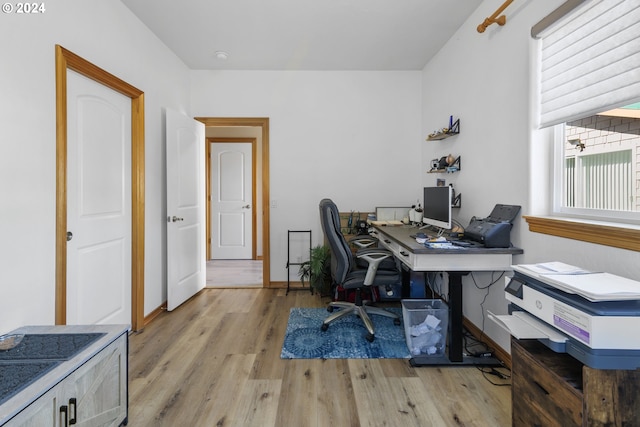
[195, 117, 270, 288]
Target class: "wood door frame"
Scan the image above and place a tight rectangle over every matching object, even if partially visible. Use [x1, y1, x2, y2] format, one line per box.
[195, 118, 270, 288]
[207, 137, 258, 260]
[55, 45, 145, 331]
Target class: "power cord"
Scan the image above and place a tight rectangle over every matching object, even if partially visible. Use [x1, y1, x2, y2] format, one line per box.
[467, 271, 516, 387]
[427, 269, 513, 388]
[477, 366, 512, 386]
[470, 271, 505, 353]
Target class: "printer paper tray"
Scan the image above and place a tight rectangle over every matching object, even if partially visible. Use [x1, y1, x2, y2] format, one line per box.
[488, 310, 568, 349]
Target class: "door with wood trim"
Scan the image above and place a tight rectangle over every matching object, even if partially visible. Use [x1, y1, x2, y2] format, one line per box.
[55, 45, 145, 330]
[211, 142, 254, 259]
[196, 117, 270, 288]
[66, 70, 132, 325]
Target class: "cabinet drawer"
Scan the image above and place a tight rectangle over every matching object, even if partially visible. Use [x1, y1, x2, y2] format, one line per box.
[377, 236, 414, 268]
[512, 339, 582, 427]
[376, 235, 395, 252]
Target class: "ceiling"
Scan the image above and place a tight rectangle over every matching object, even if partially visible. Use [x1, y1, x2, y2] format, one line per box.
[120, 0, 483, 71]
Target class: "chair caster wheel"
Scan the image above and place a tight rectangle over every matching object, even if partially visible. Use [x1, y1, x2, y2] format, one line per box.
[327, 306, 334, 313]
[321, 324, 329, 332]
[366, 333, 374, 342]
[393, 318, 401, 326]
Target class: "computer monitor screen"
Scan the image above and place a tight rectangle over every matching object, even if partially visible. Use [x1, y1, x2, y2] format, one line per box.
[422, 186, 452, 230]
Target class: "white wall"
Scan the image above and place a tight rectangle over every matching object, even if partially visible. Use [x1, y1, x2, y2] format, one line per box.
[0, 0, 190, 334]
[422, 0, 640, 352]
[4, 0, 635, 353]
[191, 70, 423, 280]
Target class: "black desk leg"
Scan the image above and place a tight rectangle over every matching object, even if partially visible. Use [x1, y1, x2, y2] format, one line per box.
[447, 272, 467, 363]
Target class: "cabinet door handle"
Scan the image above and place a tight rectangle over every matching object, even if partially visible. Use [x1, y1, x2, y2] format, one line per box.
[400, 251, 409, 257]
[60, 405, 69, 427]
[69, 397, 77, 424]
[384, 239, 391, 244]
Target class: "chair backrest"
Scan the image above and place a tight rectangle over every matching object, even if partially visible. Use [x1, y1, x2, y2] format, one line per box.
[319, 199, 354, 285]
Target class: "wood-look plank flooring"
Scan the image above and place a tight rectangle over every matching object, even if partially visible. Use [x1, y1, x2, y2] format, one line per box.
[128, 289, 511, 426]
[206, 259, 263, 288]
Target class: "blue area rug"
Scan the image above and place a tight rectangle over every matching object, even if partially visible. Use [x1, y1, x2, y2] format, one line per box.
[281, 307, 410, 359]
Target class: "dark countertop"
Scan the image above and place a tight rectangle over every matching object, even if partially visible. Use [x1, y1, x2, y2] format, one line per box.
[0, 333, 106, 406]
[371, 224, 523, 255]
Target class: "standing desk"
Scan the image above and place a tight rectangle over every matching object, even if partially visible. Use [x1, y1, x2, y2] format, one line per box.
[371, 224, 523, 366]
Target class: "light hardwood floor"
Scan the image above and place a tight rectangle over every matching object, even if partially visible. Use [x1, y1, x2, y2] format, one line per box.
[206, 259, 263, 288]
[128, 288, 511, 426]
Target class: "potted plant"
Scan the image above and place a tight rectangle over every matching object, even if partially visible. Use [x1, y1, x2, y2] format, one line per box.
[298, 244, 332, 295]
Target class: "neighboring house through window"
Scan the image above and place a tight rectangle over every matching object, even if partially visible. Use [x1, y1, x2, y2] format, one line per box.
[557, 104, 640, 221]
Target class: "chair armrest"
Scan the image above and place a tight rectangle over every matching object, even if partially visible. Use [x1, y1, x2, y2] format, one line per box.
[355, 247, 393, 258]
[349, 235, 377, 249]
[356, 250, 393, 286]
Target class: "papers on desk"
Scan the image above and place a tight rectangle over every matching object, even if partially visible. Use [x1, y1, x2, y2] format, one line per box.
[515, 262, 640, 302]
[424, 242, 464, 249]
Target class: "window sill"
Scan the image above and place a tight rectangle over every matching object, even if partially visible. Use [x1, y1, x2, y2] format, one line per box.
[523, 216, 640, 252]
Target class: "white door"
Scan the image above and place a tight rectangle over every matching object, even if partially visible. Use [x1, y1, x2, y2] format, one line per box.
[211, 142, 253, 259]
[166, 109, 206, 311]
[66, 70, 132, 325]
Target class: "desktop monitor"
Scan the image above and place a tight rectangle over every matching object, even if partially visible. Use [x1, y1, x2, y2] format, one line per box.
[422, 186, 452, 230]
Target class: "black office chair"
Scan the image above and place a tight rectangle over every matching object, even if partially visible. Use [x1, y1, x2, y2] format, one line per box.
[319, 198, 401, 342]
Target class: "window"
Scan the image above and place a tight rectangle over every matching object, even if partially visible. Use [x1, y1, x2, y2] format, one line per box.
[554, 105, 640, 224]
[528, 1, 640, 250]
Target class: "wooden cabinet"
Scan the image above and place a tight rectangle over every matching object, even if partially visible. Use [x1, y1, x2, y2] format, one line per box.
[511, 337, 640, 427]
[3, 330, 127, 427]
[511, 338, 582, 427]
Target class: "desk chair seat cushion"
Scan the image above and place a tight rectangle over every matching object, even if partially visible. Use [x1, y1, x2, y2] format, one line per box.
[334, 283, 379, 303]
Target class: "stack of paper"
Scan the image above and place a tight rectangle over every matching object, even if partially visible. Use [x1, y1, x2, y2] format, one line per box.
[515, 262, 640, 302]
[517, 262, 591, 275]
[543, 273, 640, 302]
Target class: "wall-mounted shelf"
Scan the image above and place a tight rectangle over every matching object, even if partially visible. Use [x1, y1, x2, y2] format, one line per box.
[428, 155, 460, 173]
[452, 192, 461, 208]
[426, 118, 460, 141]
[427, 131, 459, 141]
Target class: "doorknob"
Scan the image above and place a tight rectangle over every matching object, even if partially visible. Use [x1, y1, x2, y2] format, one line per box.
[67, 231, 73, 242]
[169, 216, 184, 222]
[242, 205, 251, 209]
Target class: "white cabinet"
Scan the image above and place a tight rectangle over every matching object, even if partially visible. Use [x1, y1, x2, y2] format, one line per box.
[62, 334, 127, 427]
[3, 387, 57, 427]
[2, 329, 127, 427]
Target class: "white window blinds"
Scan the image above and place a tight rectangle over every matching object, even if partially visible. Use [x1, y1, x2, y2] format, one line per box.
[538, 0, 640, 128]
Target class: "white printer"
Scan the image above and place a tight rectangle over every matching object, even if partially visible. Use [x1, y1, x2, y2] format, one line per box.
[489, 262, 640, 369]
